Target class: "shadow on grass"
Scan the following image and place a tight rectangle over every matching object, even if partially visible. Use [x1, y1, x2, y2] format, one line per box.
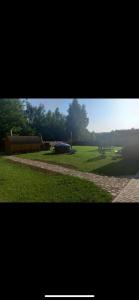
[43, 152, 58, 156]
[0, 178, 6, 183]
[87, 155, 106, 162]
[87, 149, 99, 152]
[43, 152, 74, 156]
[92, 158, 139, 177]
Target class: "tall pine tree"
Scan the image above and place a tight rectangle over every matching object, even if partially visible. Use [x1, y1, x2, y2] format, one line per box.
[66, 99, 89, 143]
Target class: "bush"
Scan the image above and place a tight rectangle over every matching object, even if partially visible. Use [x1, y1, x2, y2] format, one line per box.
[122, 145, 139, 160]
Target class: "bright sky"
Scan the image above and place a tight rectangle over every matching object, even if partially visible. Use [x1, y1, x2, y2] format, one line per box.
[27, 99, 139, 133]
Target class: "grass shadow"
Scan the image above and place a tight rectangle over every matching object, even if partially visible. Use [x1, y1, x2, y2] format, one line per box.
[43, 152, 58, 156]
[34, 159, 78, 170]
[87, 149, 99, 152]
[43, 152, 75, 156]
[87, 155, 106, 162]
[92, 158, 139, 177]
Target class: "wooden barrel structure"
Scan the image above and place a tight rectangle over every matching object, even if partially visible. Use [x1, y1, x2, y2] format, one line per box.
[4, 136, 42, 155]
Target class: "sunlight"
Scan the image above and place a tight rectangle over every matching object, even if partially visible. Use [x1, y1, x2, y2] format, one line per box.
[115, 99, 139, 129]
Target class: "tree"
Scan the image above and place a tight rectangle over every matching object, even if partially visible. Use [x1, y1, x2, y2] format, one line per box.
[52, 108, 67, 140]
[0, 99, 27, 142]
[0, 99, 91, 145]
[24, 103, 67, 141]
[43, 108, 67, 141]
[66, 99, 89, 143]
[25, 101, 46, 135]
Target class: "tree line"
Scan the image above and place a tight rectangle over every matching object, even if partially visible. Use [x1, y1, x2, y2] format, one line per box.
[0, 98, 139, 147]
[0, 99, 93, 144]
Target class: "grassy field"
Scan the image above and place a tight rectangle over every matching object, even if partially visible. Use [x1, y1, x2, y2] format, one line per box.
[17, 145, 139, 176]
[0, 157, 112, 202]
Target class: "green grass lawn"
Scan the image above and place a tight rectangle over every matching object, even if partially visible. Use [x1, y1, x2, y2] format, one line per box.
[0, 157, 112, 202]
[17, 145, 139, 176]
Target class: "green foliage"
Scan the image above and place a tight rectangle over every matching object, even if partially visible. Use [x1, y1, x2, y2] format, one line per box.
[2, 99, 139, 148]
[43, 108, 67, 141]
[66, 99, 89, 142]
[0, 99, 27, 141]
[25, 101, 46, 135]
[24, 102, 67, 141]
[0, 98, 94, 145]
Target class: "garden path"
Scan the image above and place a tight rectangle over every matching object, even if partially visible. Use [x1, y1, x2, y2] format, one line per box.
[7, 156, 131, 199]
[113, 171, 139, 202]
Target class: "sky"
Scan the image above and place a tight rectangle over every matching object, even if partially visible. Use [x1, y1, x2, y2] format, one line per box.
[28, 99, 139, 133]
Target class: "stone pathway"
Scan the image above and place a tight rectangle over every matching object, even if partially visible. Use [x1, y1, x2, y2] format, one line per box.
[7, 156, 131, 198]
[113, 171, 139, 202]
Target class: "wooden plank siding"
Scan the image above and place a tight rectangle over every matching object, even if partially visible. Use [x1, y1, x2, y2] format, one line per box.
[4, 136, 42, 155]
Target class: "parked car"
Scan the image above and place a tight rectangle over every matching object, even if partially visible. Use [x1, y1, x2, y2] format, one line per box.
[54, 142, 71, 154]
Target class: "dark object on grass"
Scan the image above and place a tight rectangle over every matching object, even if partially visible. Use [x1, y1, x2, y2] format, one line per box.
[68, 149, 76, 154]
[122, 144, 139, 160]
[54, 142, 71, 154]
[41, 142, 51, 151]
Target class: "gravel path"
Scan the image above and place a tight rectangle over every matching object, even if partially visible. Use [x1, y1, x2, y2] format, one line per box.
[7, 156, 131, 198]
[113, 171, 139, 202]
